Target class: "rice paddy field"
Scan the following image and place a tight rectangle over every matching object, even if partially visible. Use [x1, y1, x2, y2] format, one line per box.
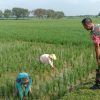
[0, 18, 100, 100]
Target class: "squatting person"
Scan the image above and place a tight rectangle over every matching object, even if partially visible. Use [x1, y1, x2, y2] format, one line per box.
[40, 54, 57, 68]
[14, 72, 32, 100]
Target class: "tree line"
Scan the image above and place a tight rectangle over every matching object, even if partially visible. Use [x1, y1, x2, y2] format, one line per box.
[0, 8, 65, 19]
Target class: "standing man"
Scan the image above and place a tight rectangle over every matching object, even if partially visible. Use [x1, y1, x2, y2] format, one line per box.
[82, 17, 100, 89]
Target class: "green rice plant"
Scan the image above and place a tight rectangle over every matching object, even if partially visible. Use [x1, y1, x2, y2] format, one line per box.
[0, 18, 100, 99]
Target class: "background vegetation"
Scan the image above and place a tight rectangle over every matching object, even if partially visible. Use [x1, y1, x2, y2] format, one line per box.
[0, 18, 100, 100]
[0, 8, 65, 19]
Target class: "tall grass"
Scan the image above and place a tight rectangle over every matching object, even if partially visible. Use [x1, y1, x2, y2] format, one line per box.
[0, 18, 99, 99]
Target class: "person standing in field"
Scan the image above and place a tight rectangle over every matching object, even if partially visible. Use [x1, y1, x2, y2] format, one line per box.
[14, 72, 32, 100]
[82, 17, 100, 89]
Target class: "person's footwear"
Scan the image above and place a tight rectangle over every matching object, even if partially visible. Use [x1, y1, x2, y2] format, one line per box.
[90, 84, 100, 90]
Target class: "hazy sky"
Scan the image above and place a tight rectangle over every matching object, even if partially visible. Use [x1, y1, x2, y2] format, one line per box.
[0, 0, 100, 16]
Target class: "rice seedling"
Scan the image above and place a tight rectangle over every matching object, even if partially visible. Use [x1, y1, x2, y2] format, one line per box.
[0, 18, 100, 99]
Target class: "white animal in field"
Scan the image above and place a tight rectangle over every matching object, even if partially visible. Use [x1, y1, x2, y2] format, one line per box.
[39, 54, 57, 68]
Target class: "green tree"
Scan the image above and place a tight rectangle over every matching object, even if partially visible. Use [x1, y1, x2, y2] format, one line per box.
[55, 11, 64, 19]
[32, 8, 65, 19]
[12, 8, 29, 19]
[0, 10, 3, 17]
[46, 9, 55, 18]
[32, 8, 47, 18]
[22, 9, 29, 17]
[4, 9, 12, 18]
[98, 12, 100, 16]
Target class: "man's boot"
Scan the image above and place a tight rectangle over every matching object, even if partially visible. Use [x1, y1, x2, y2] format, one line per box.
[90, 69, 100, 89]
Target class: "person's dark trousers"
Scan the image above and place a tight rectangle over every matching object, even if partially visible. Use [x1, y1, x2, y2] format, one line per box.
[96, 68, 100, 85]
[90, 67, 100, 89]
